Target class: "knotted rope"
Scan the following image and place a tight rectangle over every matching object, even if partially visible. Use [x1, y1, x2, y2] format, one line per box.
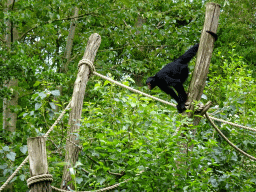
[27, 174, 53, 188]
[78, 59, 95, 77]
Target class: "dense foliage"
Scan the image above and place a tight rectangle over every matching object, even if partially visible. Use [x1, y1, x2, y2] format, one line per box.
[0, 0, 256, 191]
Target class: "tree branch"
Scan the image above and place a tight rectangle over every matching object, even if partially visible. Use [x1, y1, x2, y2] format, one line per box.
[18, 24, 38, 40]
[108, 170, 124, 176]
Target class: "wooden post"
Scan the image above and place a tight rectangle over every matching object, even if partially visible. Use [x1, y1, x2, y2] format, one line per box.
[27, 137, 52, 192]
[188, 2, 221, 121]
[61, 33, 101, 190]
[174, 2, 221, 172]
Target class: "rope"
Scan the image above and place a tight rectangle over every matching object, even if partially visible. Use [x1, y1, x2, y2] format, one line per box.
[205, 113, 256, 161]
[44, 102, 71, 138]
[0, 103, 71, 192]
[93, 72, 256, 132]
[27, 174, 53, 188]
[93, 72, 176, 108]
[208, 116, 256, 132]
[78, 59, 255, 132]
[0, 156, 29, 191]
[1, 59, 255, 190]
[51, 179, 130, 192]
[79, 59, 95, 77]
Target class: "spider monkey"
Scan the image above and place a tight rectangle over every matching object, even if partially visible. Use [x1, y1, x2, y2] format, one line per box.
[146, 31, 217, 113]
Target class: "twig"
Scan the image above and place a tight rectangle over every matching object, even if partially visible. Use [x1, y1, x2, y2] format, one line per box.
[123, 19, 137, 47]
[108, 171, 124, 176]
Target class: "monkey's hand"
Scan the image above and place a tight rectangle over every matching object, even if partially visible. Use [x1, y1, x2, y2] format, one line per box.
[176, 102, 186, 113]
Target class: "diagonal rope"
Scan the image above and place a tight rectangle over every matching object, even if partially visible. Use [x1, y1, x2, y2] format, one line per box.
[93, 71, 176, 107]
[92, 71, 256, 132]
[44, 102, 71, 138]
[0, 102, 71, 192]
[0, 156, 29, 191]
[205, 113, 256, 161]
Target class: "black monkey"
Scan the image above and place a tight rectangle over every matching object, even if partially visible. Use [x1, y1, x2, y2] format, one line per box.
[146, 31, 217, 113]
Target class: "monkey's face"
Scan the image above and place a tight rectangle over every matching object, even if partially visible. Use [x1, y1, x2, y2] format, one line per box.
[146, 76, 156, 90]
[147, 83, 152, 90]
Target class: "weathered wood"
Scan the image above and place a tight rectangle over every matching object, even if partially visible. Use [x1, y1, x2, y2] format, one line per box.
[177, 3, 220, 160]
[61, 33, 101, 190]
[27, 137, 52, 192]
[188, 2, 220, 115]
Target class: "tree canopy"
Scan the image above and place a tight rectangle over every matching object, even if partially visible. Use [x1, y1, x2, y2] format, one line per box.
[0, 0, 256, 191]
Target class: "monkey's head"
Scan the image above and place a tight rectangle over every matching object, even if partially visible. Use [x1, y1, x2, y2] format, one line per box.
[146, 76, 157, 90]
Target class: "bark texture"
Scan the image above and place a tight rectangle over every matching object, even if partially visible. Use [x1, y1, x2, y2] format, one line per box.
[61, 33, 101, 190]
[28, 137, 52, 192]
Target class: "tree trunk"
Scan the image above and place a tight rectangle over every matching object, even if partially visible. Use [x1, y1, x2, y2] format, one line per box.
[2, 1, 19, 191]
[3, 79, 18, 132]
[54, 7, 79, 112]
[3, 0, 18, 133]
[62, 7, 79, 73]
[61, 33, 101, 190]
[188, 3, 221, 123]
[133, 14, 146, 86]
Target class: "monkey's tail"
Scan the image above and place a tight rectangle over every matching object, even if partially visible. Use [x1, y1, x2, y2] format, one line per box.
[206, 30, 218, 41]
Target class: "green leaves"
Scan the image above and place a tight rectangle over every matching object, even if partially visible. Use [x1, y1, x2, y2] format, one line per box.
[6, 152, 16, 162]
[1, 0, 256, 191]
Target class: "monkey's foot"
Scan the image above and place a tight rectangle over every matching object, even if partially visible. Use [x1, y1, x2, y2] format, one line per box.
[176, 103, 186, 113]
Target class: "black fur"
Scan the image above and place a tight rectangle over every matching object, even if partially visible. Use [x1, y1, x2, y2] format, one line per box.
[146, 31, 217, 113]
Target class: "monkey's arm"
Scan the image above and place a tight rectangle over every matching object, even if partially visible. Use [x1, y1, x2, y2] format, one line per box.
[173, 83, 187, 103]
[157, 84, 179, 103]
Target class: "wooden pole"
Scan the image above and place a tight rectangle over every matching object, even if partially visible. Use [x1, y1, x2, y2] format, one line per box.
[174, 2, 221, 173]
[27, 137, 52, 192]
[188, 2, 221, 120]
[61, 33, 101, 190]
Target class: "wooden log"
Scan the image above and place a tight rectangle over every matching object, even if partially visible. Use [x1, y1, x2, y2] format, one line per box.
[188, 2, 221, 117]
[61, 33, 101, 190]
[177, 3, 220, 158]
[27, 137, 52, 192]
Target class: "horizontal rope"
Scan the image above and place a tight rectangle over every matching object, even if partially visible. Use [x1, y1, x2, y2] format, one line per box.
[208, 116, 256, 132]
[51, 178, 130, 192]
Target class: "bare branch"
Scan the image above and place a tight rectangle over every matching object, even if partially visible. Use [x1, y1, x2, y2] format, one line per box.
[123, 19, 137, 47]
[108, 171, 125, 176]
